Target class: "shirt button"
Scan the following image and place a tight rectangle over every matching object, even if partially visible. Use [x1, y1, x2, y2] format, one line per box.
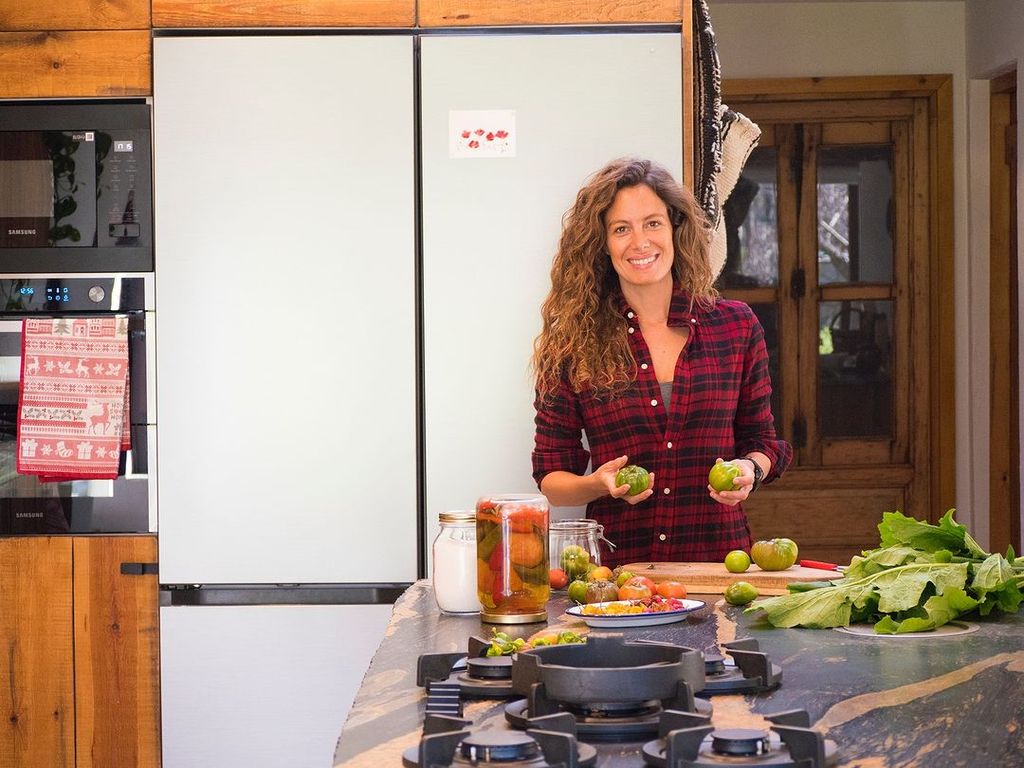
[628, 327, 635, 334]
[640, 363, 648, 370]
[658, 533, 667, 541]
[690, 318, 697, 324]
[663, 487, 670, 495]
[627, 311, 635, 319]
[651, 399, 658, 407]
[667, 441, 673, 448]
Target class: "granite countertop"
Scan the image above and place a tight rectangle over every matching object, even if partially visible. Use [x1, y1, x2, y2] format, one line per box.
[334, 580, 1024, 767]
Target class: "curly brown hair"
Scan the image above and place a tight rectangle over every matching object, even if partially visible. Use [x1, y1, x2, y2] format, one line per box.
[532, 158, 717, 401]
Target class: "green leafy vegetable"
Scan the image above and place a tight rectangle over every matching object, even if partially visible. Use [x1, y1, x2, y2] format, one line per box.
[745, 509, 1024, 633]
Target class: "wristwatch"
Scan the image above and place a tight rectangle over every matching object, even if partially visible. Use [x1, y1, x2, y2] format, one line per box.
[741, 457, 764, 492]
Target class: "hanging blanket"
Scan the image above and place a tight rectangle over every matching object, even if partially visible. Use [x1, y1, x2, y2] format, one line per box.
[16, 316, 131, 481]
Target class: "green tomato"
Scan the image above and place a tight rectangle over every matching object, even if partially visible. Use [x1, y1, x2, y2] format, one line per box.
[615, 569, 636, 588]
[566, 579, 589, 605]
[615, 464, 651, 495]
[750, 538, 799, 571]
[708, 460, 743, 492]
[724, 550, 751, 573]
[560, 545, 591, 578]
[724, 581, 759, 606]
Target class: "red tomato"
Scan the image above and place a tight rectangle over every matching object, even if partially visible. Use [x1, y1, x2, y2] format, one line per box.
[625, 575, 657, 593]
[619, 583, 652, 600]
[656, 580, 687, 599]
[549, 568, 569, 589]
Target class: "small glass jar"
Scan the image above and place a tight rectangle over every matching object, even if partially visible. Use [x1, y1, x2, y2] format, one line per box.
[549, 519, 614, 586]
[431, 511, 479, 614]
[476, 493, 550, 624]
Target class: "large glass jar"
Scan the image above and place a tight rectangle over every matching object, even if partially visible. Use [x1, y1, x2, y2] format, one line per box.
[476, 493, 550, 624]
[549, 519, 614, 586]
[431, 510, 479, 614]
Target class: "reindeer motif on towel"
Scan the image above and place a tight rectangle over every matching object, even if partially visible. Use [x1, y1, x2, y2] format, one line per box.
[25, 356, 40, 376]
[81, 400, 111, 434]
[75, 359, 90, 378]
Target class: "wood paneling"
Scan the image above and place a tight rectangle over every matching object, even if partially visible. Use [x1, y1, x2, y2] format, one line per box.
[0, 31, 150, 97]
[0, 0, 149, 31]
[418, 0, 682, 26]
[0, 538, 74, 768]
[73, 537, 160, 768]
[152, 0, 414, 27]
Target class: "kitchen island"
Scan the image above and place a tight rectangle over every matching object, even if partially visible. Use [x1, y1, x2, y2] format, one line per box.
[334, 580, 1024, 767]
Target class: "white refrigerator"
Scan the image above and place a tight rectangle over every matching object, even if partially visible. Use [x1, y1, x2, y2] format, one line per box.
[153, 29, 683, 768]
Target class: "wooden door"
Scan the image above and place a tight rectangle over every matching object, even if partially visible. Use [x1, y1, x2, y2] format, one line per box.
[74, 537, 161, 768]
[0, 537, 75, 768]
[989, 71, 1020, 555]
[720, 82, 949, 562]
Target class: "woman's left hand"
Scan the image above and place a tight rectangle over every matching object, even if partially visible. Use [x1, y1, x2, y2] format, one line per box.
[707, 457, 755, 507]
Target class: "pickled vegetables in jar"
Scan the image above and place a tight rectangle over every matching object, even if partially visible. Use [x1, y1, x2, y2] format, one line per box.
[476, 494, 550, 623]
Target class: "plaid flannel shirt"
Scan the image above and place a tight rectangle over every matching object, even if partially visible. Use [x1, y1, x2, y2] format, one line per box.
[532, 290, 792, 567]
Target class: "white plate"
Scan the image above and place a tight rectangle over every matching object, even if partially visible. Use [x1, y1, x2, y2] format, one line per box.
[565, 599, 706, 628]
[834, 620, 980, 638]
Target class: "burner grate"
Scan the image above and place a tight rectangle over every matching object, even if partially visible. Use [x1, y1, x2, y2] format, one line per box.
[700, 638, 783, 696]
[641, 709, 840, 768]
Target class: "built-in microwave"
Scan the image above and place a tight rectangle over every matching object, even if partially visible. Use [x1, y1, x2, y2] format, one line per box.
[0, 100, 152, 273]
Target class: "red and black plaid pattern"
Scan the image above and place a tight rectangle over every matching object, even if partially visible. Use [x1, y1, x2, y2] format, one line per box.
[533, 291, 792, 567]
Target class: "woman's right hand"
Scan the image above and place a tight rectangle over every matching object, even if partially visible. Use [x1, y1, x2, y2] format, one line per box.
[593, 455, 655, 505]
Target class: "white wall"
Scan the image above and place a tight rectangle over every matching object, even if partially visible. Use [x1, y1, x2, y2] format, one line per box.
[709, 1, 976, 532]
[963, 0, 1024, 549]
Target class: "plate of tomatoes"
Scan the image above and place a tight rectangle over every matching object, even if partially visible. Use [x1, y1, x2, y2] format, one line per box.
[565, 596, 706, 628]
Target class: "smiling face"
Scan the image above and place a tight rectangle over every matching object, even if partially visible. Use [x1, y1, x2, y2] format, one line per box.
[603, 184, 675, 291]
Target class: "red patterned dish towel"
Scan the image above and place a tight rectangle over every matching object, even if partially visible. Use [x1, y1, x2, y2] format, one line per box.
[17, 316, 131, 481]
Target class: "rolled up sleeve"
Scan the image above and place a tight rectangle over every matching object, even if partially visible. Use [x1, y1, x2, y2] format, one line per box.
[532, 376, 590, 488]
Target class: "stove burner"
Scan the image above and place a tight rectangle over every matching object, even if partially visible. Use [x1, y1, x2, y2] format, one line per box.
[700, 638, 783, 696]
[641, 709, 840, 767]
[401, 714, 598, 768]
[710, 728, 768, 756]
[417, 635, 517, 704]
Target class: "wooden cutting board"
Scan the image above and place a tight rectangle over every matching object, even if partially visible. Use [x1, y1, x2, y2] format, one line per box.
[621, 561, 842, 596]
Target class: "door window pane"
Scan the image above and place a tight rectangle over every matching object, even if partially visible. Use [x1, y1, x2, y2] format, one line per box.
[818, 300, 893, 437]
[817, 146, 893, 285]
[721, 147, 778, 289]
[750, 303, 782, 436]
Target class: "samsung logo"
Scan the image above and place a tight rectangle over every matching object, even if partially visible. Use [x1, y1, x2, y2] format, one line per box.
[8, 228, 36, 236]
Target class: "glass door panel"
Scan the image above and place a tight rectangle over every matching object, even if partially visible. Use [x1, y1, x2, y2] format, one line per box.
[817, 299, 894, 438]
[816, 145, 894, 285]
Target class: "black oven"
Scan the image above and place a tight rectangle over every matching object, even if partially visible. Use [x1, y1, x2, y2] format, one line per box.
[0, 275, 154, 534]
[0, 100, 152, 273]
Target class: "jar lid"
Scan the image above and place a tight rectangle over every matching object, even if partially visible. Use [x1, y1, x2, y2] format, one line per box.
[439, 510, 475, 523]
[550, 518, 604, 532]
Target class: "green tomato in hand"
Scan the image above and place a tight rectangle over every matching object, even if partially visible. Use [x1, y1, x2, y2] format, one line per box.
[750, 538, 799, 571]
[708, 460, 743, 492]
[615, 464, 651, 495]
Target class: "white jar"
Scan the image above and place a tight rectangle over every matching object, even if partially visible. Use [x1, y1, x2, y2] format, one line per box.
[432, 511, 479, 614]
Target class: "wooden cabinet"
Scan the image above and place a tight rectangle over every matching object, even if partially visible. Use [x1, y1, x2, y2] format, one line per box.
[0, 537, 160, 768]
[417, 0, 684, 26]
[152, 0, 414, 27]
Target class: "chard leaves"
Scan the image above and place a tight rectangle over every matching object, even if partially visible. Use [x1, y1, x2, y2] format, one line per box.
[746, 509, 1024, 633]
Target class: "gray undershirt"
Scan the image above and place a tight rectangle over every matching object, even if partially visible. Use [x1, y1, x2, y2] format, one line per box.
[659, 381, 672, 409]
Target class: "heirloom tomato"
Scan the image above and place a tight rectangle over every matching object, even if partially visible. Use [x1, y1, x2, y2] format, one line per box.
[584, 580, 620, 604]
[619, 583, 652, 600]
[724, 550, 751, 573]
[587, 566, 613, 582]
[615, 464, 652, 495]
[750, 538, 799, 571]
[624, 575, 657, 594]
[566, 579, 589, 604]
[656, 580, 687, 599]
[724, 581, 759, 606]
[560, 545, 591, 580]
[549, 568, 569, 590]
[708, 459, 743, 492]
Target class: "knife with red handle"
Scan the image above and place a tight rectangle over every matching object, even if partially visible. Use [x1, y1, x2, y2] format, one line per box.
[800, 559, 845, 572]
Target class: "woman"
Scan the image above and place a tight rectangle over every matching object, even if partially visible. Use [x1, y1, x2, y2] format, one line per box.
[531, 158, 791, 567]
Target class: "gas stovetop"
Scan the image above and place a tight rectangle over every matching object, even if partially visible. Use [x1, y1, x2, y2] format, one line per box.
[408, 633, 836, 767]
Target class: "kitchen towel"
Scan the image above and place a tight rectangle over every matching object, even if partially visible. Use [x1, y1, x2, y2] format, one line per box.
[17, 316, 131, 481]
